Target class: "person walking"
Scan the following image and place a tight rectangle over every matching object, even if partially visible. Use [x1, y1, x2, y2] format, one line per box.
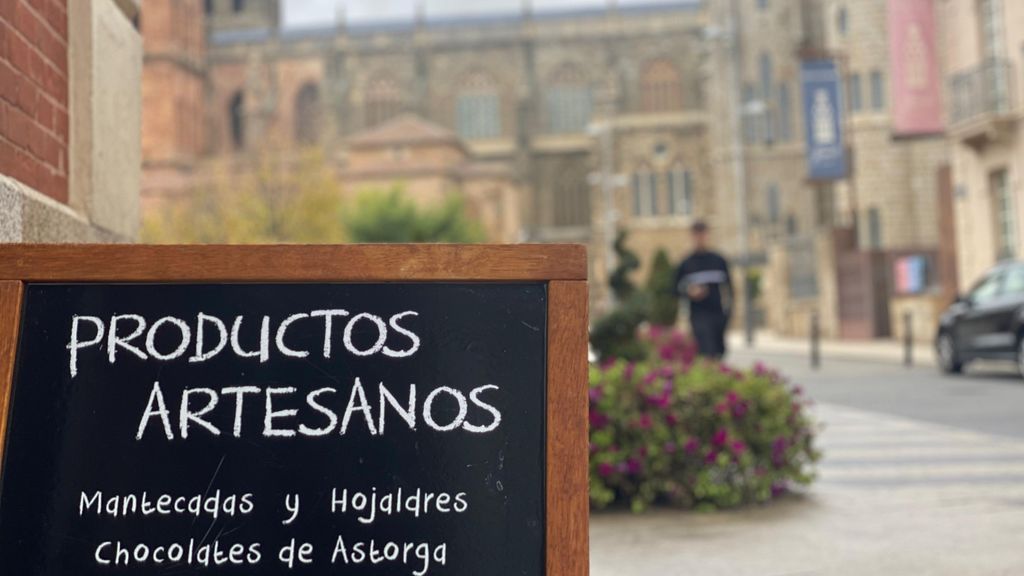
[674, 221, 733, 359]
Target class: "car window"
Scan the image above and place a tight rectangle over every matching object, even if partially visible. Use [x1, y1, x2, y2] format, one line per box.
[1003, 266, 1024, 295]
[969, 271, 1004, 304]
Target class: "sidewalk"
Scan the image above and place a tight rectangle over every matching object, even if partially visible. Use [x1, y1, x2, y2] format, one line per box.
[590, 402, 1024, 575]
[727, 330, 935, 366]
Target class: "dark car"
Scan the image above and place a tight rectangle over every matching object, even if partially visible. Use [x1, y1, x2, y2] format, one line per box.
[936, 261, 1024, 376]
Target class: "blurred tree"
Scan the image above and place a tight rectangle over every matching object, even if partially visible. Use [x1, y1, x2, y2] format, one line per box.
[646, 248, 679, 327]
[142, 148, 346, 244]
[344, 188, 485, 243]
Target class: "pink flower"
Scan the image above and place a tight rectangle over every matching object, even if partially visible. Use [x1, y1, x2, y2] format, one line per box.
[665, 413, 679, 426]
[771, 437, 788, 467]
[712, 428, 728, 448]
[664, 441, 677, 453]
[635, 413, 653, 430]
[626, 458, 643, 475]
[683, 437, 700, 455]
[704, 450, 719, 464]
[588, 387, 603, 403]
[624, 362, 636, 381]
[597, 463, 615, 477]
[590, 409, 609, 429]
[730, 440, 747, 455]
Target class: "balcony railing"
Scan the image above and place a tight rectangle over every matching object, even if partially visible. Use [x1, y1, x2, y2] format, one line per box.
[949, 58, 1019, 126]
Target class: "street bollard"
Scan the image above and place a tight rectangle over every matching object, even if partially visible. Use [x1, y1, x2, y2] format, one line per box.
[904, 311, 913, 367]
[810, 312, 820, 370]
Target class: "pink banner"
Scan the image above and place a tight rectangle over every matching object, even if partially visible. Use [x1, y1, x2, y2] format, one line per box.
[887, 0, 944, 135]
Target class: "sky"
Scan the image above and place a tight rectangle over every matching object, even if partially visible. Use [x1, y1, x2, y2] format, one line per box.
[282, 0, 692, 28]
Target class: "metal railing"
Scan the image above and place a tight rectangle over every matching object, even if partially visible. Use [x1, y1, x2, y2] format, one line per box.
[949, 58, 1019, 125]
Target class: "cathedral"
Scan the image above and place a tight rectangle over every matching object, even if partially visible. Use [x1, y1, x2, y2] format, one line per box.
[141, 0, 713, 309]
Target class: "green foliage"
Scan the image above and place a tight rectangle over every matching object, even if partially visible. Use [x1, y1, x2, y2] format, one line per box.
[589, 327, 819, 512]
[608, 230, 641, 301]
[646, 248, 679, 327]
[142, 149, 346, 244]
[589, 294, 649, 362]
[590, 230, 650, 361]
[344, 188, 485, 243]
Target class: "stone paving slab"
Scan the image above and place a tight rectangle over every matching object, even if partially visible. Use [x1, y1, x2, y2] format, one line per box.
[590, 403, 1024, 575]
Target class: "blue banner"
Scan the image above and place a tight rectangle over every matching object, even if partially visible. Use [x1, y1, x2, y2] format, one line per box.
[801, 60, 847, 180]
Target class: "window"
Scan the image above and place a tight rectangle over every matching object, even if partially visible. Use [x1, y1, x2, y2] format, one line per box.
[232, 0, 245, 13]
[365, 74, 402, 127]
[969, 271, 1004, 304]
[456, 72, 502, 140]
[1004, 266, 1024, 294]
[545, 65, 591, 134]
[786, 214, 798, 237]
[742, 84, 757, 143]
[870, 70, 885, 110]
[836, 6, 848, 36]
[992, 169, 1016, 259]
[229, 91, 244, 151]
[554, 166, 591, 227]
[757, 0, 768, 10]
[632, 168, 658, 217]
[667, 165, 693, 216]
[640, 59, 684, 112]
[759, 53, 774, 143]
[766, 184, 781, 224]
[205, 0, 214, 15]
[847, 73, 862, 112]
[979, 0, 1004, 59]
[294, 83, 321, 145]
[778, 83, 792, 142]
[867, 207, 882, 248]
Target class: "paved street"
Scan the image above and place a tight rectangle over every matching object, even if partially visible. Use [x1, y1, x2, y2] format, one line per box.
[591, 347, 1024, 575]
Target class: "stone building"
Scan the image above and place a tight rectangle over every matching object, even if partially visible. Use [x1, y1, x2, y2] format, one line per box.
[1, 0, 141, 243]
[342, 114, 522, 243]
[942, 0, 1024, 289]
[140, 0, 206, 215]
[141, 0, 714, 312]
[704, 0, 955, 341]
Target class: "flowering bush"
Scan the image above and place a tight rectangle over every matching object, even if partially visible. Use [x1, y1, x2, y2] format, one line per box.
[589, 326, 819, 512]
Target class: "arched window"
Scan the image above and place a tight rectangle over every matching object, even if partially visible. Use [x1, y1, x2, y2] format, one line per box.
[455, 71, 502, 140]
[294, 83, 321, 145]
[365, 74, 402, 127]
[666, 163, 693, 216]
[632, 166, 658, 217]
[229, 91, 245, 151]
[640, 59, 684, 112]
[544, 64, 592, 134]
[553, 164, 590, 227]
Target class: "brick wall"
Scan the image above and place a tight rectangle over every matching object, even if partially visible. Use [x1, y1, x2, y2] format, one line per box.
[0, 0, 69, 203]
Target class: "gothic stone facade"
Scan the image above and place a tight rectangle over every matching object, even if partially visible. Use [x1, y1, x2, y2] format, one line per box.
[175, 0, 714, 312]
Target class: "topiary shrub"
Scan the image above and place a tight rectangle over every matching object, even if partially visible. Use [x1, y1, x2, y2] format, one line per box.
[589, 327, 819, 512]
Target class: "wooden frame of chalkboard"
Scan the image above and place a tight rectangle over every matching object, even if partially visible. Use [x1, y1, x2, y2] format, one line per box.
[0, 243, 589, 576]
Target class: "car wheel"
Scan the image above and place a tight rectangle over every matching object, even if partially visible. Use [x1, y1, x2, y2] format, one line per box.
[937, 332, 962, 374]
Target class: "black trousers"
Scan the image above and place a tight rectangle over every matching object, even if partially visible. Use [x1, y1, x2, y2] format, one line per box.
[691, 313, 727, 359]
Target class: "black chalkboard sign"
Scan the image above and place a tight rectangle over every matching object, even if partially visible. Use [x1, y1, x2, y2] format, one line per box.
[0, 282, 548, 575]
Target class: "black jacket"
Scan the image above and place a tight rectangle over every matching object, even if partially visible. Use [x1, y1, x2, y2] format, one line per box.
[674, 250, 733, 318]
